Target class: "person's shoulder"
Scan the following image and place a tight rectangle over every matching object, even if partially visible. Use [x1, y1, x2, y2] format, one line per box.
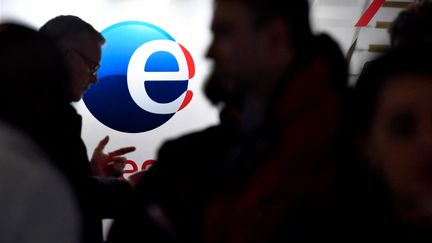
[152, 125, 224, 172]
[0, 121, 74, 194]
[0, 121, 81, 243]
[159, 124, 223, 152]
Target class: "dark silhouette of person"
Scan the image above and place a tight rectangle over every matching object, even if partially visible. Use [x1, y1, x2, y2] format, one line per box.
[345, 46, 432, 241]
[0, 22, 81, 243]
[389, 0, 432, 48]
[38, 15, 136, 243]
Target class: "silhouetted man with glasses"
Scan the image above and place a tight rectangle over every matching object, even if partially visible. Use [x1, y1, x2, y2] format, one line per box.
[40, 15, 135, 243]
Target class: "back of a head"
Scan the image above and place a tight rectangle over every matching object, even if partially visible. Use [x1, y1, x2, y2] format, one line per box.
[389, 1, 432, 48]
[272, 33, 348, 103]
[0, 23, 69, 132]
[311, 33, 349, 96]
[39, 15, 105, 49]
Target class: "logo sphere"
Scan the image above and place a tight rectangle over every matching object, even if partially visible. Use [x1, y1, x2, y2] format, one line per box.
[83, 21, 194, 133]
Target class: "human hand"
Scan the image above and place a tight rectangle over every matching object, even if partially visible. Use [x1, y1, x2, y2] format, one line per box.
[90, 136, 136, 177]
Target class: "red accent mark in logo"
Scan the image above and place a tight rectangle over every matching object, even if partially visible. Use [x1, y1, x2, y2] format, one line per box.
[355, 0, 385, 27]
[179, 43, 195, 79]
[178, 90, 193, 111]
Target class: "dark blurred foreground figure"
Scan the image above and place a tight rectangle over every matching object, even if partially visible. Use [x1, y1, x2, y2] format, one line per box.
[389, 0, 432, 48]
[0, 23, 80, 243]
[346, 46, 432, 241]
[39, 15, 136, 243]
[39, 15, 136, 178]
[202, 33, 350, 243]
[107, 0, 359, 242]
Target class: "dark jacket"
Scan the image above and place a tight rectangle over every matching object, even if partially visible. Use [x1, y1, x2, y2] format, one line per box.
[34, 104, 131, 243]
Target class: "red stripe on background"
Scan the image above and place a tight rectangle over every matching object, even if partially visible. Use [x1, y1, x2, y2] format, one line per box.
[355, 0, 385, 27]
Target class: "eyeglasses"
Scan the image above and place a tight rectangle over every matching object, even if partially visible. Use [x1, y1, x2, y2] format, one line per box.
[70, 48, 100, 77]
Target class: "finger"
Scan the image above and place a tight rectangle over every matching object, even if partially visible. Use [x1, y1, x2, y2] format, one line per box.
[95, 135, 109, 152]
[110, 156, 127, 164]
[106, 163, 125, 178]
[112, 162, 126, 171]
[105, 157, 126, 177]
[108, 146, 136, 157]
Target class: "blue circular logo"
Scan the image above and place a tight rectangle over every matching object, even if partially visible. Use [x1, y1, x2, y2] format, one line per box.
[83, 21, 195, 133]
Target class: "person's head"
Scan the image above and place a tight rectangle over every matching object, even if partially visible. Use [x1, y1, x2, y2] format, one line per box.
[204, 0, 313, 109]
[389, 1, 432, 48]
[349, 46, 432, 224]
[39, 15, 105, 102]
[0, 22, 69, 131]
[272, 33, 348, 126]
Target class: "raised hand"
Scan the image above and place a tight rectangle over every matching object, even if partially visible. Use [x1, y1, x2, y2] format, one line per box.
[90, 136, 136, 177]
